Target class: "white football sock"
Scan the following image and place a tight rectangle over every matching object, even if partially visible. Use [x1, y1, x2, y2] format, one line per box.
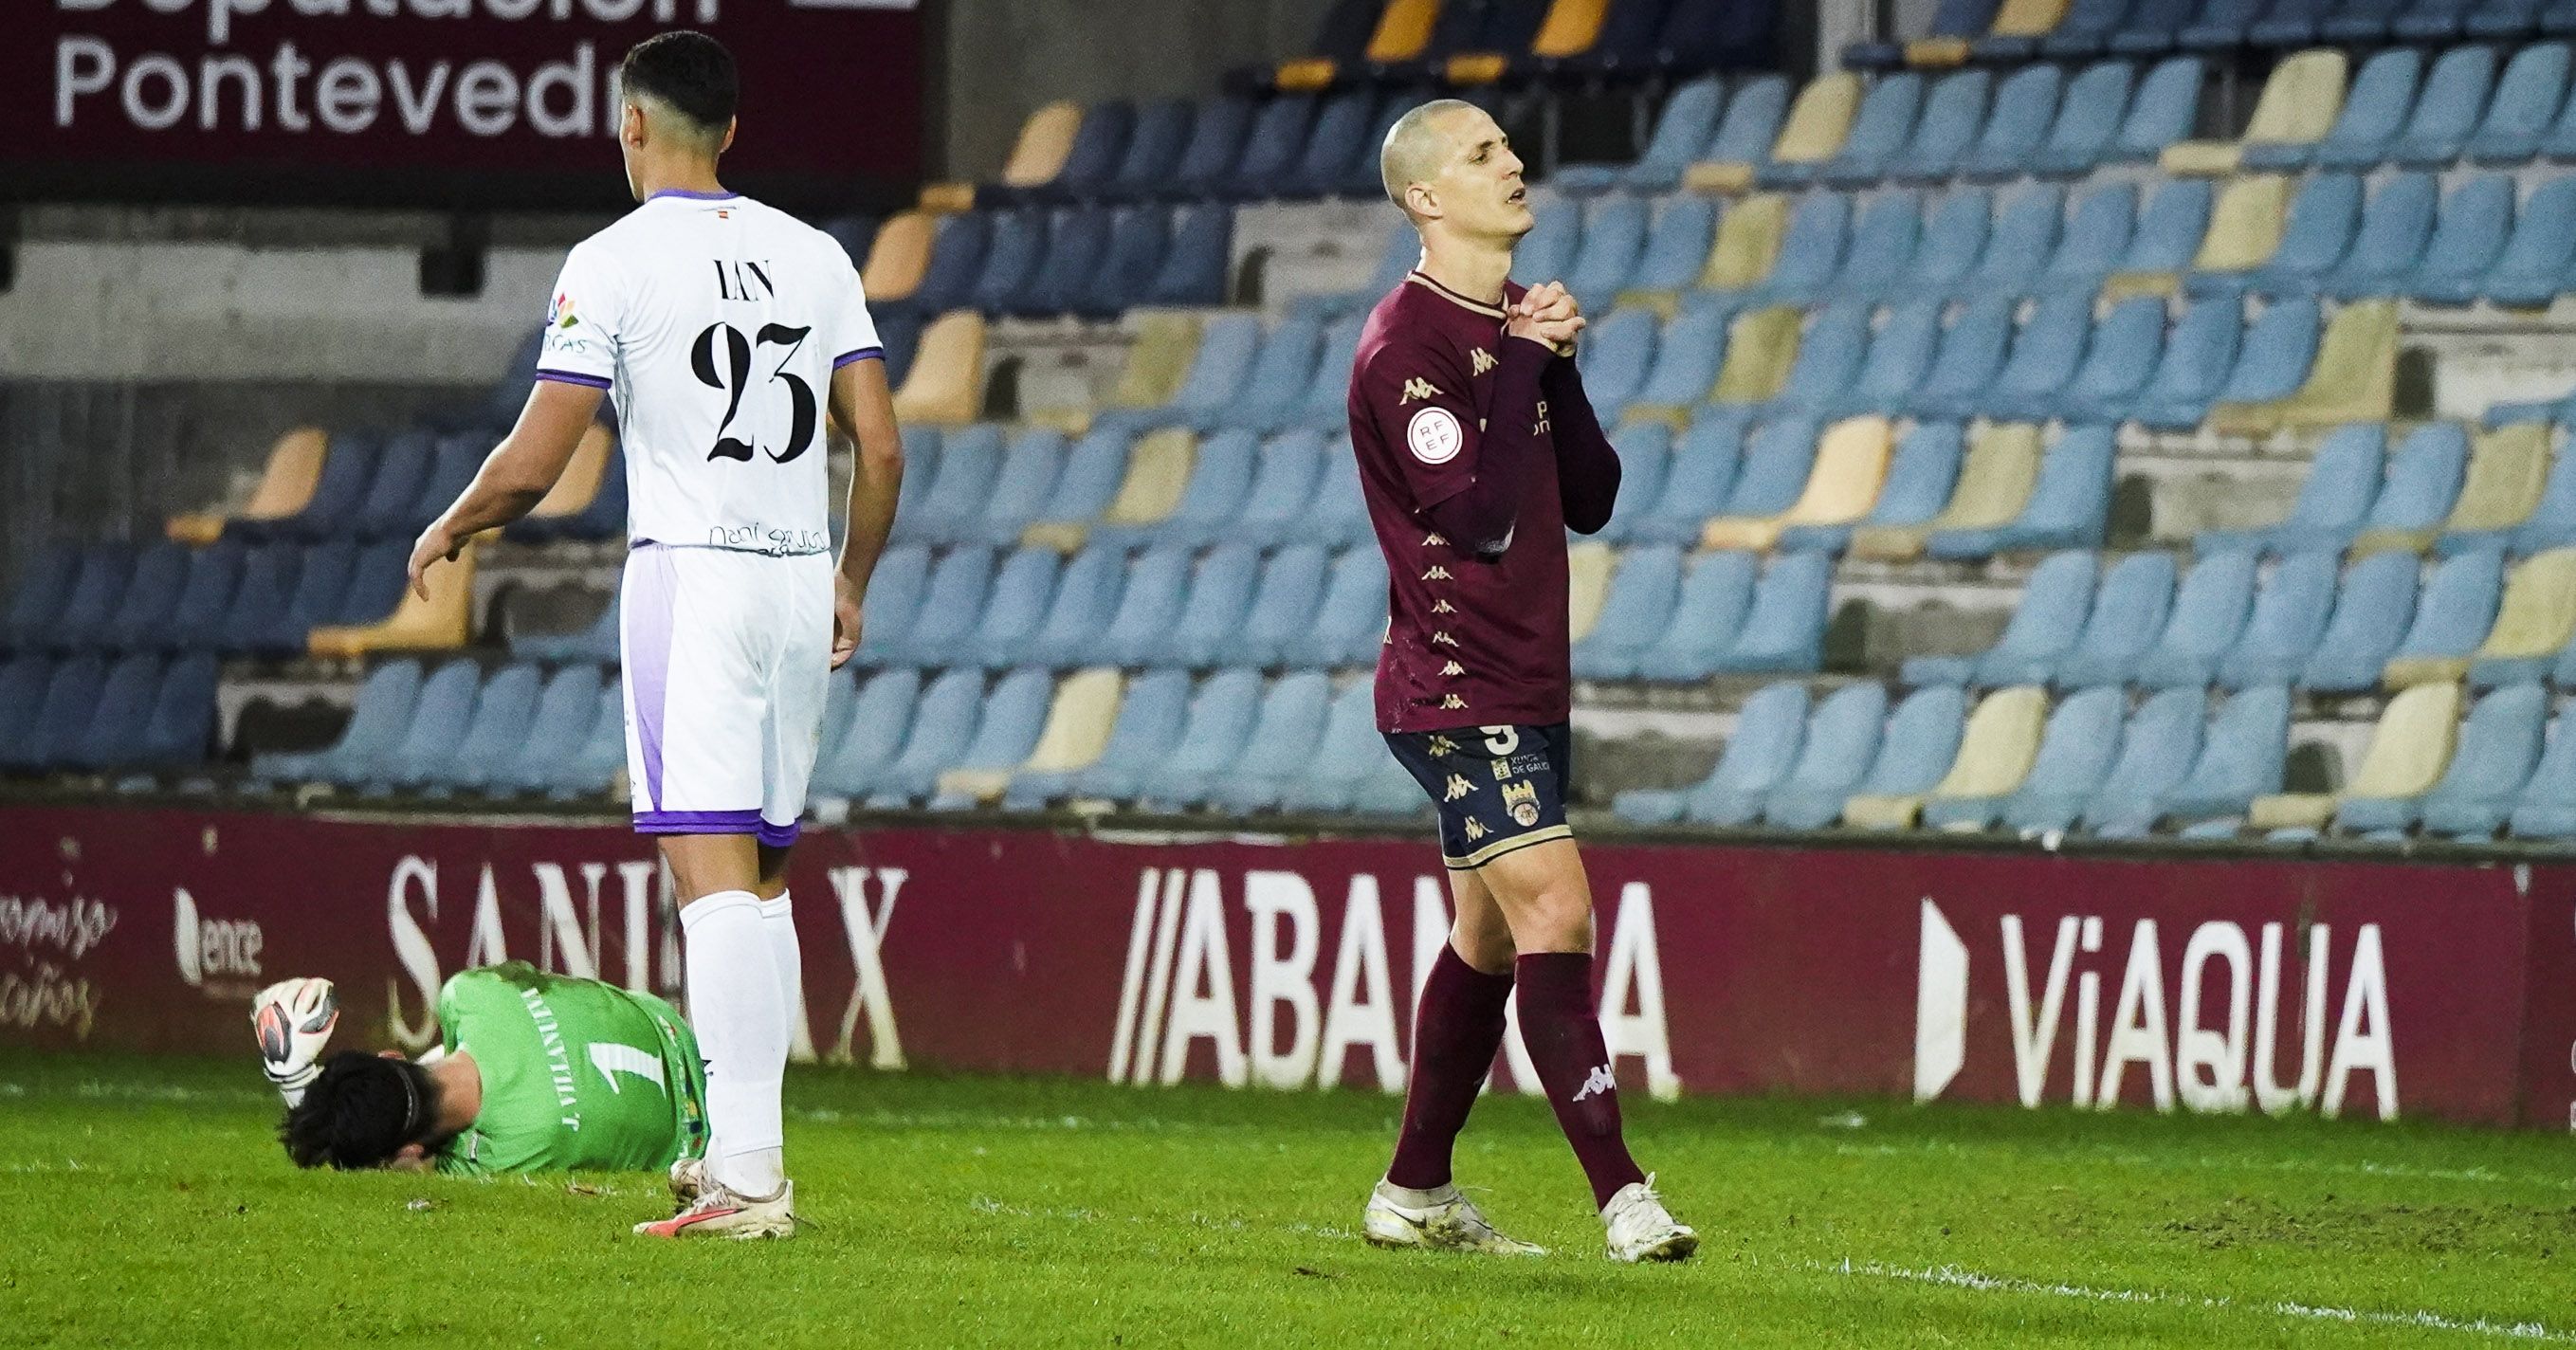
[682, 890, 788, 1198]
[758, 892, 803, 1048]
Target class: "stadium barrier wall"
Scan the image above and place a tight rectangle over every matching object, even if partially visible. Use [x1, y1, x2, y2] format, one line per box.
[5, 806, 2572, 1132]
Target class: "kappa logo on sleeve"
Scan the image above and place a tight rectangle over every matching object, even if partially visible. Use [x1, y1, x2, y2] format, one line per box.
[1406, 407, 1463, 465]
[1399, 376, 1443, 404]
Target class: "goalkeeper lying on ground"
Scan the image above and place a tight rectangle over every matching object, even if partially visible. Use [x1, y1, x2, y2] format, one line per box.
[255, 961, 708, 1180]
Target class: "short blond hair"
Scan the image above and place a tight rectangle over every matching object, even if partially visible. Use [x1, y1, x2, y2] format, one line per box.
[1379, 99, 1481, 216]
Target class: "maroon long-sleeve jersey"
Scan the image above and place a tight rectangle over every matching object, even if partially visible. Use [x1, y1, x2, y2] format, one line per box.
[1347, 270, 1622, 733]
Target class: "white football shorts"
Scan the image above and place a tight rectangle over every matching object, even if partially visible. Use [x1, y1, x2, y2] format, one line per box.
[618, 543, 833, 847]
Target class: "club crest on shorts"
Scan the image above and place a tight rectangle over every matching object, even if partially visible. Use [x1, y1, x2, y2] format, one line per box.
[1407, 407, 1463, 465]
[1501, 779, 1540, 827]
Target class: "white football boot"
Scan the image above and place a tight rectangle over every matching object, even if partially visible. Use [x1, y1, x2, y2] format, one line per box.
[1362, 1180, 1545, 1255]
[1600, 1175, 1697, 1263]
[633, 1178, 796, 1240]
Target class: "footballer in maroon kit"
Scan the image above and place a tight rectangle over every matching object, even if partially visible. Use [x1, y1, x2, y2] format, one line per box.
[1348, 100, 1697, 1264]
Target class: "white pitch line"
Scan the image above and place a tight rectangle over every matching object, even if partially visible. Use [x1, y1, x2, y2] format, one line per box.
[1801, 1258, 2576, 1343]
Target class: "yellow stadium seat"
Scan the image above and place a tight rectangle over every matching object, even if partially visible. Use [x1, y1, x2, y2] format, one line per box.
[1696, 193, 1790, 292]
[941, 667, 1124, 803]
[1988, 0, 2074, 38]
[1094, 428, 1197, 533]
[2355, 422, 2547, 555]
[861, 210, 937, 305]
[523, 425, 612, 528]
[1109, 314, 1204, 411]
[1709, 306, 1803, 406]
[1368, 0, 1446, 62]
[2192, 175, 2293, 277]
[1850, 423, 2041, 561]
[2385, 548, 2576, 688]
[2250, 681, 2461, 830]
[2210, 300, 2397, 437]
[1273, 58, 1340, 91]
[1528, 0, 1612, 60]
[1846, 685, 2048, 830]
[2164, 49, 2347, 176]
[167, 426, 326, 544]
[1702, 415, 1892, 552]
[1001, 101, 1085, 190]
[1767, 73, 1864, 173]
[889, 311, 986, 426]
[308, 540, 475, 659]
[1565, 540, 1616, 643]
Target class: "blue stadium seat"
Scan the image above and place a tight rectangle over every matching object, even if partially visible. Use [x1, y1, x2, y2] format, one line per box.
[1569, 311, 1658, 425]
[1233, 431, 1333, 549]
[2034, 61, 2134, 175]
[1133, 430, 1258, 547]
[2382, 547, 2506, 675]
[1128, 668, 1270, 808]
[1234, 544, 1331, 666]
[1908, 189, 1992, 294]
[2253, 47, 2416, 171]
[1288, 547, 1387, 669]
[2039, 181, 2138, 296]
[1, 542, 82, 651]
[1708, 550, 1832, 674]
[1593, 422, 1675, 543]
[1020, 100, 1132, 205]
[848, 545, 929, 666]
[2111, 56, 2203, 160]
[1904, 550, 2099, 687]
[1626, 304, 1728, 410]
[2131, 297, 2245, 429]
[1141, 203, 1233, 307]
[2126, 549, 2261, 688]
[1012, 666, 1189, 808]
[2060, 296, 2169, 423]
[1630, 411, 1747, 544]
[2201, 422, 2385, 556]
[429, 664, 542, 794]
[1738, 682, 1888, 830]
[2054, 551, 2181, 687]
[2326, 173, 2439, 298]
[1510, 198, 1583, 288]
[2037, 0, 2139, 56]
[1983, 292, 2097, 423]
[360, 658, 481, 793]
[1277, 679, 1388, 813]
[1288, 315, 1367, 432]
[1282, 89, 1380, 200]
[968, 429, 1069, 544]
[1700, 73, 1792, 170]
[1306, 442, 1375, 549]
[262, 430, 380, 543]
[1022, 545, 1125, 668]
[1206, 318, 1325, 434]
[2156, 684, 2292, 826]
[1743, 194, 1851, 304]
[896, 425, 1004, 544]
[1574, 544, 1685, 680]
[1708, 416, 1822, 521]
[158, 541, 246, 652]
[1207, 669, 1334, 812]
[805, 668, 922, 802]
[2323, 0, 2411, 42]
[1829, 684, 1971, 829]
[2393, 45, 2499, 167]
[2400, 683, 2551, 838]
[1, 653, 105, 772]
[1760, 305, 1872, 415]
[967, 209, 1050, 314]
[327, 541, 410, 633]
[2193, 550, 2336, 688]
[1907, 296, 2018, 419]
[1015, 208, 1113, 317]
[1828, 192, 1925, 301]
[1633, 549, 1758, 681]
[2209, 297, 2320, 408]
[2482, 176, 2576, 308]
[859, 668, 987, 806]
[213, 542, 296, 657]
[1788, 421, 1964, 554]
[2357, 420, 2473, 542]
[484, 665, 602, 796]
[1676, 681, 1812, 826]
[2246, 0, 2332, 46]
[2113, 177, 2216, 278]
[2074, 686, 2208, 836]
[265, 539, 359, 654]
[46, 544, 134, 652]
[876, 315, 924, 389]
[2296, 550, 2425, 692]
[1167, 96, 1256, 200]
[2467, 0, 2546, 36]
[1930, 425, 2115, 557]
[1565, 195, 1650, 311]
[2469, 42, 2568, 163]
[1031, 429, 1134, 529]
[133, 650, 217, 768]
[2109, 0, 2199, 53]
[1153, 544, 1263, 668]
[72, 652, 163, 770]
[1222, 94, 1317, 202]
[2234, 172, 2362, 298]
[1964, 65, 2063, 179]
[2507, 701, 2576, 838]
[1556, 75, 1722, 195]
[903, 212, 990, 316]
[1951, 184, 2062, 298]
[922, 668, 1056, 810]
[1812, 72, 1924, 189]
[1836, 300, 1945, 418]
[1938, 684, 2128, 832]
[1102, 99, 1194, 203]
[883, 545, 996, 668]
[100, 542, 189, 653]
[1088, 667, 1257, 802]
[2494, 450, 2576, 556]
[967, 546, 1065, 669]
[2413, 174, 2515, 304]
[1890, 70, 1991, 183]
[1138, 314, 1261, 430]
[1845, 0, 1997, 68]
[1625, 196, 1719, 295]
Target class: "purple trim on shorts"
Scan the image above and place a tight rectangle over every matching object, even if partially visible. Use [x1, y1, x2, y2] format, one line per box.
[535, 368, 613, 390]
[626, 544, 677, 812]
[832, 347, 885, 369]
[632, 811, 802, 848]
[648, 189, 742, 202]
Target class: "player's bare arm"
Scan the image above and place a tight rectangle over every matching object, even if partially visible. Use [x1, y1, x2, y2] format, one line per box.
[827, 355, 905, 670]
[406, 379, 607, 598]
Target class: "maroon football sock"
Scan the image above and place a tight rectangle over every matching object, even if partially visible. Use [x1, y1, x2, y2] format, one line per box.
[1514, 951, 1646, 1210]
[1384, 944, 1515, 1192]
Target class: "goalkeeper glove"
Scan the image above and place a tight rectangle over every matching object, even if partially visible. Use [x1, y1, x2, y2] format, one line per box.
[250, 977, 339, 1106]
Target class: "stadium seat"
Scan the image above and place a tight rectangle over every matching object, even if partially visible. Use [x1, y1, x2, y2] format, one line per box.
[1679, 75, 1792, 194]
[2468, 43, 2569, 163]
[2200, 422, 2384, 556]
[1665, 681, 1812, 827]
[941, 668, 1121, 809]
[2233, 172, 2362, 298]
[1288, 548, 1387, 669]
[1708, 550, 1832, 674]
[2156, 684, 2291, 827]
[1288, 314, 1366, 432]
[40, 544, 130, 653]
[2467, 0, 2546, 36]
[1776, 683, 1957, 830]
[1627, 411, 1746, 543]
[1619, 304, 1728, 424]
[2128, 295, 2243, 430]
[2105, 0, 2195, 53]
[1232, 432, 1334, 550]
[72, 652, 164, 770]
[1233, 544, 1332, 668]
[1788, 421, 1964, 555]
[1905, 190, 1993, 297]
[2261, 47, 2417, 171]
[1952, 65, 2055, 179]
[1971, 0, 2079, 63]
[889, 311, 987, 426]
[2257, 681, 2464, 834]
[1141, 203, 1233, 308]
[804, 668, 923, 802]
[846, 545, 929, 666]
[1281, 89, 1380, 200]
[2033, 61, 2133, 174]
[2482, 176, 2576, 308]
[2392, 45, 2498, 167]
[482, 665, 603, 796]
[1014, 666, 1188, 808]
[2128, 548, 2262, 688]
[2508, 702, 2576, 837]
[1982, 293, 2096, 423]
[133, 650, 217, 768]
[1833, 302, 1943, 414]
[1889, 69, 1990, 182]
[2191, 549, 2333, 688]
[1565, 539, 1615, 652]
[862, 668, 992, 806]
[2343, 421, 2470, 556]
[991, 101, 1085, 201]
[154, 539, 247, 653]
[898, 424, 1003, 545]
[1729, 682, 1888, 830]
[2109, 56, 2206, 164]
[1567, 312, 1658, 426]
[1903, 549, 2097, 687]
[1708, 415, 1893, 552]
[1692, 192, 1789, 296]
[2106, 176, 2217, 290]
[99, 542, 188, 653]
[2411, 175, 2515, 305]
[1203, 670, 1334, 812]
[2201, 297, 2322, 435]
[356, 658, 480, 793]
[1617, 197, 1718, 302]
[1745, 194, 1852, 305]
[2165, 49, 2344, 177]
[880, 545, 994, 668]
[2053, 551, 2181, 688]
[1849, 684, 2045, 830]
[1699, 417, 1822, 539]
[1843, 0, 1993, 68]
[1279, 679, 1402, 814]
[1160, 544, 1267, 668]
[2296, 550, 2422, 692]
[967, 547, 1066, 670]
[1511, 198, 1583, 290]
[1564, 195, 1649, 311]
[1632, 549, 1758, 681]
[1758, 303, 1872, 415]
[168, 427, 325, 546]
[257, 429, 380, 544]
[900, 212, 989, 316]
[2057, 297, 2168, 423]
[1853, 420, 2036, 560]
[2322, 173, 2437, 298]
[967, 209, 1049, 313]
[1827, 192, 1925, 301]
[1556, 75, 1722, 193]
[428, 664, 542, 794]
[1020, 545, 1125, 668]
[967, 429, 1070, 545]
[0, 653, 105, 773]
[1941, 685, 2128, 832]
[2422, 423, 2550, 554]
[2182, 174, 2291, 293]
[2406, 683, 2550, 838]
[2462, 548, 2576, 687]
[1129, 429, 1255, 547]
[2032, 0, 2130, 56]
[1126, 668, 1270, 809]
[1928, 423, 2112, 557]
[2246, 299, 2398, 434]
[2379, 548, 2507, 687]
[1074, 207, 1174, 319]
[1905, 296, 2016, 418]
[1752, 71, 1862, 190]
[1306, 441, 1374, 549]
[507, 426, 613, 543]
[1166, 96, 1257, 201]
[2037, 181, 2137, 296]
[1, 542, 83, 651]
[1208, 317, 1325, 434]
[306, 537, 466, 659]
[1099, 98, 1194, 202]
[1572, 545, 1684, 680]
[1709, 306, 1803, 406]
[2071, 685, 2208, 836]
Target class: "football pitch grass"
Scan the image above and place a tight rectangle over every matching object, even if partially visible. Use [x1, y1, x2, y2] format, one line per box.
[6, 1051, 2572, 1347]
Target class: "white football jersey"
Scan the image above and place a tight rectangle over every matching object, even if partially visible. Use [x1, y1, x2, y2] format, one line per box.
[537, 190, 881, 556]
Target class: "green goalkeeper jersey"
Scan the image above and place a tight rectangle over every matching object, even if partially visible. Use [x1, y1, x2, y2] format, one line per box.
[432, 962, 708, 1177]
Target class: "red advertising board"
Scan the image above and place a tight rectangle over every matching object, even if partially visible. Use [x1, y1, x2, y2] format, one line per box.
[12, 1, 923, 207]
[5, 805, 2572, 1132]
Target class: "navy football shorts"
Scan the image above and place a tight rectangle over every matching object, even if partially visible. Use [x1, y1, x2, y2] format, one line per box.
[1382, 722, 1575, 870]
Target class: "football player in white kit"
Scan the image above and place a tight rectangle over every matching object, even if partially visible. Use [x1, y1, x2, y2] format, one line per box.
[407, 31, 904, 1240]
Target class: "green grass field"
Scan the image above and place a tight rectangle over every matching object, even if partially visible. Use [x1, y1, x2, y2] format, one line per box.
[5, 1050, 2571, 1347]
